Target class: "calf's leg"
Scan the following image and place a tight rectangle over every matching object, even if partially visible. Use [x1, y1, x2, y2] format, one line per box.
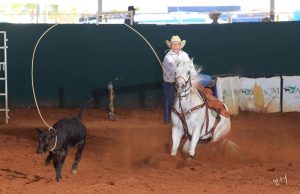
[72, 140, 85, 174]
[45, 152, 54, 166]
[53, 152, 67, 182]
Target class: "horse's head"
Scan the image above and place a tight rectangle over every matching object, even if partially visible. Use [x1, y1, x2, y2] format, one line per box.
[175, 60, 193, 95]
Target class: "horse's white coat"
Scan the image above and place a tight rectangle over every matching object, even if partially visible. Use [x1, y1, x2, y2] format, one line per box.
[171, 60, 231, 158]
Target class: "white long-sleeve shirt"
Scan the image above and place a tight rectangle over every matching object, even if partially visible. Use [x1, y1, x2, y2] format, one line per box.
[162, 50, 197, 83]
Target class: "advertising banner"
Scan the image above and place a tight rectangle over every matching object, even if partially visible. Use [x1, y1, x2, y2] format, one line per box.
[239, 77, 281, 112]
[255, 77, 281, 113]
[216, 76, 240, 115]
[282, 76, 300, 112]
[239, 77, 257, 111]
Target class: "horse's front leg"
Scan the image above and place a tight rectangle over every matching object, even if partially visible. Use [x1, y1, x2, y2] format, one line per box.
[171, 126, 184, 156]
[182, 139, 190, 154]
[188, 125, 201, 159]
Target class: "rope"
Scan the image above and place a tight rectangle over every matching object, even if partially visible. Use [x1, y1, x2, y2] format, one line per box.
[31, 22, 171, 129]
[123, 23, 173, 81]
[48, 135, 58, 152]
[31, 24, 59, 129]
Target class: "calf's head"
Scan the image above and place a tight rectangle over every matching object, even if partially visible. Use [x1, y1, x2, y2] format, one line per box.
[36, 128, 56, 155]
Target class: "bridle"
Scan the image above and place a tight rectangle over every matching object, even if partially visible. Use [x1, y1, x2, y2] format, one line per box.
[173, 71, 215, 141]
[175, 71, 192, 98]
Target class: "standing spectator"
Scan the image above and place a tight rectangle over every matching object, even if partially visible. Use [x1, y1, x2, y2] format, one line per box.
[209, 11, 221, 24]
[124, 6, 136, 25]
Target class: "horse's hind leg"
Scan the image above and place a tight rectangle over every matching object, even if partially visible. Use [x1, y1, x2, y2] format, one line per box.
[72, 140, 85, 174]
[171, 127, 183, 156]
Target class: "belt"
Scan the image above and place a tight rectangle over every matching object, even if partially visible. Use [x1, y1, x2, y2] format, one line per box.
[164, 81, 175, 84]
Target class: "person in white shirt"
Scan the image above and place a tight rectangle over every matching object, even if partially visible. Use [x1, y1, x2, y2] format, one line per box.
[162, 35, 230, 123]
[162, 35, 195, 123]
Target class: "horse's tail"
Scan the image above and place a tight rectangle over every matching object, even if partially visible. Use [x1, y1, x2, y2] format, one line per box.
[77, 97, 93, 120]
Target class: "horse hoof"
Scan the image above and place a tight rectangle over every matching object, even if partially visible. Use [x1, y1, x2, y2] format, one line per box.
[188, 155, 194, 160]
[72, 169, 77, 174]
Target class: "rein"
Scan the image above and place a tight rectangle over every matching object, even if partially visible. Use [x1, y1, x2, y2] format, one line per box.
[173, 73, 220, 141]
[172, 102, 205, 140]
[173, 73, 206, 140]
[175, 74, 192, 98]
[197, 89, 210, 134]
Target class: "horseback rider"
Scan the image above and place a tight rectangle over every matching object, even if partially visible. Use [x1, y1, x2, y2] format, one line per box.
[162, 35, 230, 123]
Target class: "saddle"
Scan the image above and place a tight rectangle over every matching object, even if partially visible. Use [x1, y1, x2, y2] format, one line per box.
[197, 84, 231, 118]
[172, 82, 229, 142]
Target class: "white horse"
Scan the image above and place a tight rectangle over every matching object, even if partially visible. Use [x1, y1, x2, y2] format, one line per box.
[171, 60, 231, 159]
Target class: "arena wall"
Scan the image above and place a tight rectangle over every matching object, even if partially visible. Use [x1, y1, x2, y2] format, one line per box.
[0, 22, 299, 107]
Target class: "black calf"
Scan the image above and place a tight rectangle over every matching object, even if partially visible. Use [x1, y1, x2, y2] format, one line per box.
[36, 99, 90, 182]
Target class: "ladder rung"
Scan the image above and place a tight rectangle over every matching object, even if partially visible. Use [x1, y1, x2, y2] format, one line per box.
[0, 31, 8, 124]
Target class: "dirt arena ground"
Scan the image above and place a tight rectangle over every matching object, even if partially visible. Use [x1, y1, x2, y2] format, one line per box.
[0, 107, 299, 194]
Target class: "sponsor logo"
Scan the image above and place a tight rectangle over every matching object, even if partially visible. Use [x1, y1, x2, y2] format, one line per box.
[241, 88, 252, 96]
[264, 88, 280, 96]
[222, 89, 240, 98]
[284, 86, 300, 94]
[240, 87, 280, 97]
[284, 86, 300, 98]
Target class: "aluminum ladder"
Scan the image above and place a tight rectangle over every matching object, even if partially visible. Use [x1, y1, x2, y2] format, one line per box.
[0, 31, 9, 124]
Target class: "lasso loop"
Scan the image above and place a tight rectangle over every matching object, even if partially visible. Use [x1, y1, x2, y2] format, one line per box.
[32, 23, 170, 128]
[31, 24, 59, 129]
[123, 23, 172, 81]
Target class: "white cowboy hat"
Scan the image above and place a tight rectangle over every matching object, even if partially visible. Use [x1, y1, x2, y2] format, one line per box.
[165, 35, 186, 49]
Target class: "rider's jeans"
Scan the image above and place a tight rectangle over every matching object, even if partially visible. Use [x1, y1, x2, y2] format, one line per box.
[162, 82, 175, 123]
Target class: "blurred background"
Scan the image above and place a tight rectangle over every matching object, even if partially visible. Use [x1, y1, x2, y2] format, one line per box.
[0, 0, 300, 24]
